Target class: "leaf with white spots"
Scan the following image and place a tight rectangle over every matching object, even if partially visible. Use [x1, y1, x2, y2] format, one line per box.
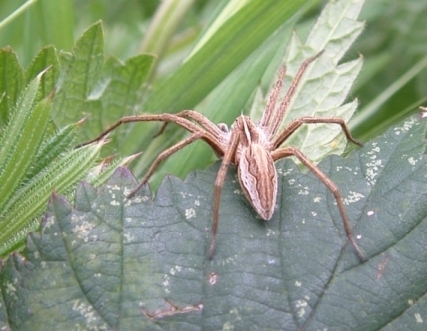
[0, 115, 426, 330]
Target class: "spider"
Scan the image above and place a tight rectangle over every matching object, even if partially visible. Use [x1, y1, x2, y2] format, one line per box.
[77, 51, 365, 261]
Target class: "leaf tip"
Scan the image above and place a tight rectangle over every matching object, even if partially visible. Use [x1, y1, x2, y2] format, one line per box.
[36, 65, 53, 79]
[49, 190, 72, 213]
[123, 152, 143, 164]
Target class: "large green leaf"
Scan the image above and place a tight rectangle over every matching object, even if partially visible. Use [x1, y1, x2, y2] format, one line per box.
[1, 115, 425, 330]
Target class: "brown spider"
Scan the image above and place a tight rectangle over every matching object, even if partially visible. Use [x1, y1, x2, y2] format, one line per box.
[78, 51, 365, 261]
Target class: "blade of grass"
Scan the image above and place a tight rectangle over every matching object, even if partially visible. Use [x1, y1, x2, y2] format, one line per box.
[0, 0, 39, 30]
[350, 56, 427, 141]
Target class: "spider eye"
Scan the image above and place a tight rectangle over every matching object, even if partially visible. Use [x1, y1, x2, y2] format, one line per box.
[217, 123, 229, 132]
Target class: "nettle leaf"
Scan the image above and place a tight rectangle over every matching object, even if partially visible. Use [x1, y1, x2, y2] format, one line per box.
[0, 116, 426, 331]
[277, 0, 365, 164]
[51, 21, 155, 142]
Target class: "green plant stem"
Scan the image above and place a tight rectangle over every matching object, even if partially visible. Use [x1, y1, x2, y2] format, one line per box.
[138, 0, 195, 79]
[0, 0, 39, 30]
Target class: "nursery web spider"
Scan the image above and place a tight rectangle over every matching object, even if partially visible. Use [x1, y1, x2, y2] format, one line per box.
[78, 51, 365, 261]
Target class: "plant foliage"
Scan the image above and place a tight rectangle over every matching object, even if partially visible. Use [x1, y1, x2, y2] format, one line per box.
[0, 57, 103, 257]
[0, 115, 425, 331]
[0, 26, 152, 257]
[0, 0, 426, 328]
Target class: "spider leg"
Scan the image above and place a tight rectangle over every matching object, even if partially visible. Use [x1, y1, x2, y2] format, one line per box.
[273, 116, 363, 149]
[175, 110, 228, 136]
[262, 51, 324, 137]
[259, 65, 286, 131]
[75, 114, 215, 148]
[209, 130, 240, 259]
[77, 112, 228, 198]
[272, 146, 366, 262]
[128, 131, 207, 198]
[154, 110, 227, 139]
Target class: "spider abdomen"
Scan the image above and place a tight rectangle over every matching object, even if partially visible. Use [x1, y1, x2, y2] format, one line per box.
[237, 143, 277, 220]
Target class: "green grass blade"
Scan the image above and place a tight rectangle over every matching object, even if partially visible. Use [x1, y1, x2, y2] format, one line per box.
[0, 142, 103, 257]
[142, 0, 310, 114]
[25, 121, 80, 180]
[139, 0, 195, 71]
[350, 56, 427, 141]
[0, 74, 51, 211]
[0, 0, 39, 30]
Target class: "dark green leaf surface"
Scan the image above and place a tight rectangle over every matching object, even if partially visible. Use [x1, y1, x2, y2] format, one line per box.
[1, 117, 426, 331]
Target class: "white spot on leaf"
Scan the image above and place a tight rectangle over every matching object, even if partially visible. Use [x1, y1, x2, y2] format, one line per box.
[72, 300, 98, 324]
[44, 216, 55, 229]
[124, 232, 134, 243]
[365, 143, 383, 185]
[185, 208, 196, 219]
[73, 221, 95, 242]
[415, 313, 423, 323]
[296, 299, 308, 317]
[208, 272, 218, 285]
[408, 157, 418, 166]
[343, 191, 365, 205]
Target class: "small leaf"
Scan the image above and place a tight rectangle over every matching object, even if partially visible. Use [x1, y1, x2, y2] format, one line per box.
[25, 45, 60, 100]
[51, 21, 155, 143]
[85, 54, 155, 145]
[86, 152, 142, 187]
[52, 22, 104, 126]
[0, 21, 148, 258]
[1, 116, 425, 330]
[277, 0, 365, 164]
[0, 47, 24, 126]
